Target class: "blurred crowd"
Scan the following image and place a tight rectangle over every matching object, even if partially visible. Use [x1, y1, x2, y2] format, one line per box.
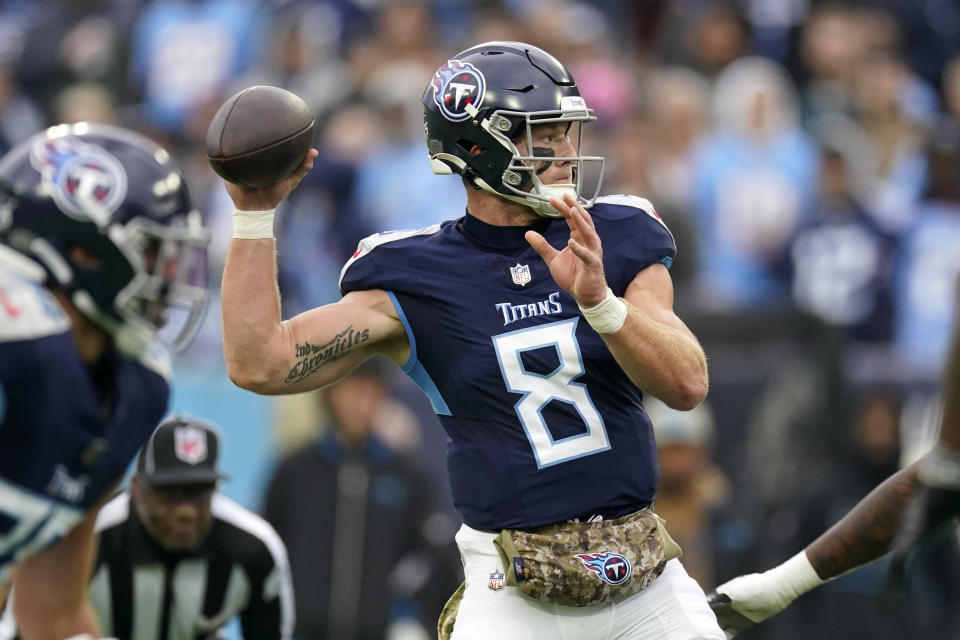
[4, 0, 960, 637]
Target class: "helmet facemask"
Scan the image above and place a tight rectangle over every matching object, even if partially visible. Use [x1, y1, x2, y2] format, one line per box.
[111, 211, 209, 356]
[482, 102, 605, 218]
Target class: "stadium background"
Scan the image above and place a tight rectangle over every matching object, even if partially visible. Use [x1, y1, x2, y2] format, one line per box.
[2, 0, 959, 637]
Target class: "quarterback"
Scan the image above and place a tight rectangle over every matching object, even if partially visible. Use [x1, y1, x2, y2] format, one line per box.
[218, 41, 721, 639]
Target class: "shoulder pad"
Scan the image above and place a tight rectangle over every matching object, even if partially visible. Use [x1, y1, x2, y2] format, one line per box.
[339, 225, 442, 287]
[595, 195, 671, 231]
[0, 270, 70, 343]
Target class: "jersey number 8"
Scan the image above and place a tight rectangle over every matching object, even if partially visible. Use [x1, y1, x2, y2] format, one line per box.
[492, 319, 611, 468]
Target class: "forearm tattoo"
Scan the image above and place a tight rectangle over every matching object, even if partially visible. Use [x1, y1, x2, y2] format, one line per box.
[807, 467, 920, 579]
[285, 325, 370, 384]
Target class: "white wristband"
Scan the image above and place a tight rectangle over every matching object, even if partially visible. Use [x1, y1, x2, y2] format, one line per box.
[232, 208, 276, 239]
[578, 287, 627, 334]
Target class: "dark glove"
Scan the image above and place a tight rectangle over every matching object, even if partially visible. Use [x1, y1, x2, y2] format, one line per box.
[706, 590, 758, 639]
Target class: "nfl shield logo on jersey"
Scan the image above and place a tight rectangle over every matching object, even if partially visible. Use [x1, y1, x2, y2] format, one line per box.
[174, 426, 208, 465]
[510, 263, 531, 286]
[488, 569, 505, 591]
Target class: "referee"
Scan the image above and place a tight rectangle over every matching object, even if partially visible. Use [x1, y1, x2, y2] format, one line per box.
[0, 415, 295, 640]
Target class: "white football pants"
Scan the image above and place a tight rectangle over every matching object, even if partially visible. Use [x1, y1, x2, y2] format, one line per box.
[450, 524, 725, 640]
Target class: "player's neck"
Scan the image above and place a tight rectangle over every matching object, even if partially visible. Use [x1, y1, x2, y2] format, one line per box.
[52, 289, 111, 363]
[466, 188, 540, 227]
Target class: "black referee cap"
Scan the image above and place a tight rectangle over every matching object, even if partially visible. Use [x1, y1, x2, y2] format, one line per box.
[136, 414, 228, 487]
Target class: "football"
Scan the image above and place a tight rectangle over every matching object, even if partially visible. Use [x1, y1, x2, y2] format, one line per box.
[206, 86, 314, 188]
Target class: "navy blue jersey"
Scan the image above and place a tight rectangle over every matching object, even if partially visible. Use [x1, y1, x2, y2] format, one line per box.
[340, 195, 676, 530]
[0, 268, 170, 581]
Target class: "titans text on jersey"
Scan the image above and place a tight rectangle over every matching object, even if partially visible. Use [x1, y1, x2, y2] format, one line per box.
[340, 195, 676, 531]
[496, 292, 564, 326]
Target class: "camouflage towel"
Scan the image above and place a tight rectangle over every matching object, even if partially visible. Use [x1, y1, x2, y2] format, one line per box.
[492, 508, 682, 607]
[437, 580, 464, 640]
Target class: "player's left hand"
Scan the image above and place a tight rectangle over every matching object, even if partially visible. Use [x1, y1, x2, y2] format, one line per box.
[525, 193, 608, 307]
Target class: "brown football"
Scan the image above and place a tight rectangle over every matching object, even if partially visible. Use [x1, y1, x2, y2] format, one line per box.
[206, 86, 314, 188]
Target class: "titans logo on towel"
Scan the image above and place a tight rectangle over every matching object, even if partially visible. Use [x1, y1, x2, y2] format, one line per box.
[575, 552, 632, 585]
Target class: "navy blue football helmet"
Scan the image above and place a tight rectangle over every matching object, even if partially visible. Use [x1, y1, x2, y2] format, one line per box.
[0, 123, 209, 357]
[423, 41, 604, 218]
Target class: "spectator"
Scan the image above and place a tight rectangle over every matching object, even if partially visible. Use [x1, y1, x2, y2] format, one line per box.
[796, 4, 868, 124]
[789, 116, 896, 342]
[851, 49, 936, 234]
[690, 55, 819, 309]
[648, 397, 731, 588]
[128, 0, 267, 135]
[262, 360, 456, 640]
[0, 62, 42, 154]
[891, 121, 960, 376]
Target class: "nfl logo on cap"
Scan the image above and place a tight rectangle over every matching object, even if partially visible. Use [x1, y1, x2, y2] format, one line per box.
[138, 414, 227, 487]
[510, 263, 531, 286]
[174, 425, 208, 465]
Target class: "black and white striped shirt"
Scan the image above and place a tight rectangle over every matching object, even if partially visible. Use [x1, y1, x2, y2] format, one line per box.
[89, 492, 294, 640]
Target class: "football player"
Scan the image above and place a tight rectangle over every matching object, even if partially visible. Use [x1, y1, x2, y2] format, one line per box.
[707, 310, 960, 638]
[218, 41, 721, 639]
[0, 123, 209, 638]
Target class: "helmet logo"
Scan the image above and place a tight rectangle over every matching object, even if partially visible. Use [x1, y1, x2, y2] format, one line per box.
[431, 59, 485, 122]
[30, 137, 128, 227]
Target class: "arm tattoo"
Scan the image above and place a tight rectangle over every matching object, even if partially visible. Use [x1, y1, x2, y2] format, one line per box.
[285, 325, 371, 384]
[806, 466, 920, 580]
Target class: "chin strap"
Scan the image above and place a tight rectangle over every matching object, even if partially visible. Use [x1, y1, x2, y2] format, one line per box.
[71, 289, 153, 359]
[471, 176, 580, 219]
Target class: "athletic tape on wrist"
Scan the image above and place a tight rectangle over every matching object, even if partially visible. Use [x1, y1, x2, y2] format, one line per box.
[770, 551, 825, 599]
[232, 209, 276, 239]
[717, 551, 824, 624]
[578, 287, 627, 334]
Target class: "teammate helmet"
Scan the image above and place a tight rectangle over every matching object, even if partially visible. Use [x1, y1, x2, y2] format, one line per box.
[0, 123, 209, 357]
[423, 41, 605, 218]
